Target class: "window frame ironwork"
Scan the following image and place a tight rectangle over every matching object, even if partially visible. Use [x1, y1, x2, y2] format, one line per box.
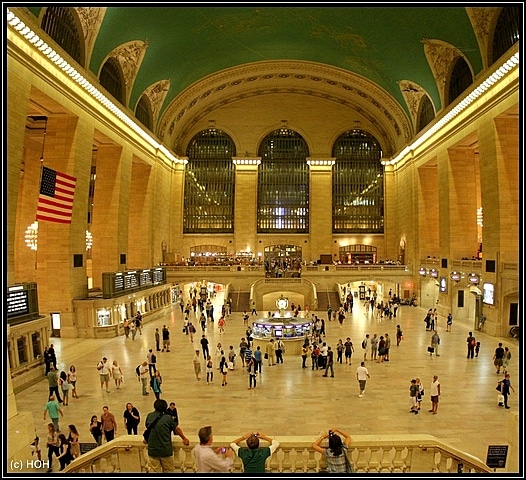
[41, 7, 83, 66]
[183, 129, 235, 234]
[491, 7, 520, 64]
[257, 129, 309, 234]
[332, 130, 384, 234]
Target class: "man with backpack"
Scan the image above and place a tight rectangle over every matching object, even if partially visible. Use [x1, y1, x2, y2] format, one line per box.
[466, 332, 476, 359]
[147, 349, 157, 377]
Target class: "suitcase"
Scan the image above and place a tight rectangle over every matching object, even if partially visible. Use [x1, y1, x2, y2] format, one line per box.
[427, 346, 434, 353]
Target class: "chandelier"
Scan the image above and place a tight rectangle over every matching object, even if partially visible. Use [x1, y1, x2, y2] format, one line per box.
[25, 221, 38, 250]
[86, 230, 93, 251]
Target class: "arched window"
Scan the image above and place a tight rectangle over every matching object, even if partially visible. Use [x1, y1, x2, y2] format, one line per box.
[135, 94, 152, 131]
[99, 57, 125, 105]
[332, 130, 383, 233]
[41, 7, 82, 66]
[184, 129, 235, 233]
[491, 7, 520, 64]
[417, 95, 435, 133]
[257, 129, 309, 233]
[447, 57, 473, 106]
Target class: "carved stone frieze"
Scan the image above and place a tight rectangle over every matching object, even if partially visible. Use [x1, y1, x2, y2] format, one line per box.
[398, 80, 427, 126]
[466, 7, 499, 69]
[75, 7, 106, 66]
[110, 40, 149, 99]
[143, 79, 170, 125]
[158, 61, 411, 152]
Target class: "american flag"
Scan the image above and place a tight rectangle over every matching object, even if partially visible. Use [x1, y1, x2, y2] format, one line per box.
[36, 166, 77, 224]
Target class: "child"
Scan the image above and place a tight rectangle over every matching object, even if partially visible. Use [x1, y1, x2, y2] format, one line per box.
[475, 342, 481, 357]
[30, 434, 42, 461]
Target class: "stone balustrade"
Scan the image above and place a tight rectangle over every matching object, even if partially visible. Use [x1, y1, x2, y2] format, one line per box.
[63, 434, 492, 474]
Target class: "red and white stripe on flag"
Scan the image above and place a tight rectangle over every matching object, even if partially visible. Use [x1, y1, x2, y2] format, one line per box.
[36, 166, 77, 224]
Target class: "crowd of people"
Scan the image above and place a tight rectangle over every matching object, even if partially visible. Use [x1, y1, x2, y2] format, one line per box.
[36, 288, 516, 473]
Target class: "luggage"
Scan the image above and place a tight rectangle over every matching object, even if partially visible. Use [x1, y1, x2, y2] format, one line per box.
[427, 346, 434, 353]
[497, 394, 505, 406]
[227, 361, 234, 370]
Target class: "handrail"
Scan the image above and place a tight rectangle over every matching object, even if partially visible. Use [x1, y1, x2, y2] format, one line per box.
[63, 434, 493, 473]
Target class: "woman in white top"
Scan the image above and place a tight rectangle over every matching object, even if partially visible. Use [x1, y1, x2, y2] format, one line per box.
[111, 360, 123, 389]
[68, 365, 78, 398]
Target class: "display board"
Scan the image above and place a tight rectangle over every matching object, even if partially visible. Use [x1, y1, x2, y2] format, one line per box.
[102, 267, 166, 298]
[7, 282, 41, 325]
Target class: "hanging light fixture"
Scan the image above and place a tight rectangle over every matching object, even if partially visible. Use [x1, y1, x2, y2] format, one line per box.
[25, 221, 38, 250]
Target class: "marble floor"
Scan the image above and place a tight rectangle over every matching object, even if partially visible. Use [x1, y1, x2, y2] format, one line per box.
[14, 291, 520, 472]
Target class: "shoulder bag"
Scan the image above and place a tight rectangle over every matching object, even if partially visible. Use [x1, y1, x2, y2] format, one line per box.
[143, 413, 163, 443]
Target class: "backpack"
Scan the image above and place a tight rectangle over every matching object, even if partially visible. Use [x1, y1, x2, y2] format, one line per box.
[135, 365, 141, 377]
[151, 354, 157, 363]
[470, 338, 476, 347]
[362, 339, 367, 349]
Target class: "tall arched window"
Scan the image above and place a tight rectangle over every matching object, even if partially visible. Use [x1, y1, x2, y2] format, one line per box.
[184, 129, 235, 233]
[99, 57, 125, 105]
[417, 95, 435, 133]
[257, 129, 309, 233]
[332, 130, 383, 233]
[135, 94, 153, 131]
[41, 7, 83, 66]
[491, 7, 520, 64]
[447, 57, 473, 106]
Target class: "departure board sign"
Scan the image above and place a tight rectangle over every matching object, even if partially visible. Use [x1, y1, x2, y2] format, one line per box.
[140, 270, 153, 286]
[7, 282, 40, 325]
[7, 287, 29, 317]
[102, 267, 166, 298]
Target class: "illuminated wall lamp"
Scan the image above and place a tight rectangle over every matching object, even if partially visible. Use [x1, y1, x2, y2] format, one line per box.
[450, 271, 461, 282]
[429, 268, 439, 278]
[418, 267, 427, 276]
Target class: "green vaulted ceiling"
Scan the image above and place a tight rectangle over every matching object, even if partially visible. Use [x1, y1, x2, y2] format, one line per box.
[27, 5, 483, 119]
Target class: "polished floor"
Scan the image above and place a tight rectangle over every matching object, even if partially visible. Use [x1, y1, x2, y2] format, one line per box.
[15, 291, 520, 472]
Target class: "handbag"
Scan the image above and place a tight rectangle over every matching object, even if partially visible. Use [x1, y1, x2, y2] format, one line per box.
[264, 353, 269, 359]
[427, 346, 434, 353]
[496, 383, 502, 392]
[143, 413, 163, 443]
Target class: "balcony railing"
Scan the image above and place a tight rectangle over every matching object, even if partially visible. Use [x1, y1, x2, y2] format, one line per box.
[63, 435, 492, 474]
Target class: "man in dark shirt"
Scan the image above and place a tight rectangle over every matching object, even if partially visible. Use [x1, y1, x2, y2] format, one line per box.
[200, 335, 210, 359]
[144, 399, 189, 472]
[493, 342, 505, 374]
[166, 401, 179, 424]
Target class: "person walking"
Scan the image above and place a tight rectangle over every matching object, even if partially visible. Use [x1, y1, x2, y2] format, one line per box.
[97, 357, 111, 393]
[188, 322, 196, 342]
[135, 311, 143, 335]
[200, 335, 210, 360]
[45, 423, 60, 473]
[430, 330, 440, 356]
[344, 337, 354, 365]
[130, 320, 137, 340]
[322, 346, 335, 377]
[147, 349, 157, 378]
[356, 361, 370, 397]
[161, 325, 170, 352]
[493, 342, 505, 374]
[66, 424, 80, 459]
[466, 332, 476, 358]
[396, 325, 403, 346]
[229, 431, 280, 473]
[254, 345, 263, 373]
[192, 350, 202, 381]
[101, 405, 117, 442]
[428, 375, 441, 414]
[68, 365, 78, 399]
[43, 394, 63, 433]
[46, 366, 63, 404]
[193, 425, 234, 473]
[144, 399, 190, 472]
[89, 415, 103, 446]
[111, 360, 123, 389]
[497, 373, 515, 409]
[151, 370, 163, 400]
[301, 343, 309, 369]
[312, 428, 352, 473]
[219, 351, 228, 386]
[123, 402, 140, 435]
[336, 339, 344, 364]
[139, 361, 150, 395]
[409, 379, 419, 414]
[123, 319, 130, 339]
[265, 339, 276, 366]
[154, 328, 161, 351]
[58, 371, 71, 406]
[446, 313, 453, 332]
[206, 356, 214, 384]
[502, 346, 512, 372]
[361, 334, 369, 361]
[247, 356, 258, 390]
[275, 338, 285, 364]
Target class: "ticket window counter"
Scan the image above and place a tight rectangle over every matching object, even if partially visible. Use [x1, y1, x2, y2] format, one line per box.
[51, 312, 61, 337]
